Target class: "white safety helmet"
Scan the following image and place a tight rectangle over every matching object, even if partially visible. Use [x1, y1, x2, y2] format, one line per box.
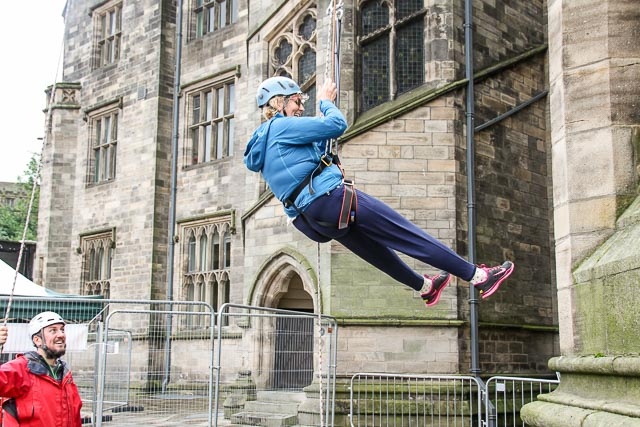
[28, 311, 66, 337]
[256, 76, 302, 108]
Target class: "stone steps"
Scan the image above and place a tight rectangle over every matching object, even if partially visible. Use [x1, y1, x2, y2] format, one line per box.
[228, 391, 306, 427]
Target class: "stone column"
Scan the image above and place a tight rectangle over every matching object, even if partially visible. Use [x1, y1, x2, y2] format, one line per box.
[35, 83, 81, 291]
[521, 0, 640, 425]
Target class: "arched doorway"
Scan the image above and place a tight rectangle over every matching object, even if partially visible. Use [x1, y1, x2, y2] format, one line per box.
[250, 250, 317, 390]
[272, 274, 314, 389]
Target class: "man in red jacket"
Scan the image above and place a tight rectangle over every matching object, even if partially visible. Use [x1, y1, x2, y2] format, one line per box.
[0, 311, 82, 426]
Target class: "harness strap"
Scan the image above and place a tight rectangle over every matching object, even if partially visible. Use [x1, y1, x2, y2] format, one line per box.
[284, 153, 337, 208]
[338, 180, 357, 229]
[284, 153, 357, 231]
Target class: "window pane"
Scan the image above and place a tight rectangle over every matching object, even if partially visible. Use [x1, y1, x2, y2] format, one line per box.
[223, 234, 231, 268]
[105, 146, 111, 179]
[396, 0, 424, 20]
[111, 113, 118, 140]
[212, 280, 219, 309]
[298, 46, 316, 86]
[227, 118, 234, 156]
[114, 37, 120, 62]
[299, 13, 316, 41]
[109, 10, 117, 35]
[230, 0, 238, 23]
[212, 234, 220, 270]
[97, 247, 104, 279]
[109, 39, 116, 63]
[217, 123, 224, 159]
[206, 91, 213, 121]
[115, 7, 122, 31]
[106, 247, 112, 279]
[188, 236, 197, 272]
[305, 84, 316, 116]
[219, 0, 227, 28]
[199, 234, 207, 270]
[94, 149, 101, 182]
[89, 249, 96, 281]
[204, 124, 212, 162]
[95, 120, 102, 147]
[361, 0, 389, 35]
[103, 117, 111, 145]
[187, 282, 194, 301]
[110, 144, 117, 179]
[361, 37, 389, 111]
[196, 10, 204, 37]
[217, 87, 224, 117]
[397, 20, 424, 94]
[274, 38, 293, 66]
[193, 95, 201, 124]
[228, 83, 235, 113]
[208, 6, 215, 32]
[192, 128, 200, 164]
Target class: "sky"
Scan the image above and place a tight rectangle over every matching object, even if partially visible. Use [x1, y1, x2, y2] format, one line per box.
[0, 0, 67, 182]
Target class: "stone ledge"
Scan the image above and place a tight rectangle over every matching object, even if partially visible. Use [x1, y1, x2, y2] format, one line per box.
[537, 391, 640, 419]
[521, 401, 640, 427]
[520, 356, 640, 426]
[549, 355, 640, 377]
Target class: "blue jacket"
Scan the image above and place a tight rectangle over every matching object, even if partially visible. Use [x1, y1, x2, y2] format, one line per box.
[244, 100, 348, 218]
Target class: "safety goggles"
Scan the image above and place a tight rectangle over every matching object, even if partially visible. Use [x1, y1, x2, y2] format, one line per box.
[287, 93, 309, 107]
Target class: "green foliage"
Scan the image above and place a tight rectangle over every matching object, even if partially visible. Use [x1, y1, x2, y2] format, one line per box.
[0, 154, 40, 241]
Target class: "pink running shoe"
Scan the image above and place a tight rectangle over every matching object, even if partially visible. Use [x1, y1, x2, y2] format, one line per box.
[421, 271, 452, 307]
[473, 261, 515, 299]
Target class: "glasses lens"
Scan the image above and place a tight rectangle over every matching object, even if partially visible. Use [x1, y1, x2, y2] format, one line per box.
[288, 93, 308, 107]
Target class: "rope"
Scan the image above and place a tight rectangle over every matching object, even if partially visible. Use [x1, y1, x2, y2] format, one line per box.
[1, 160, 43, 328]
[316, 1, 343, 424]
[323, 0, 343, 156]
[1, 14, 65, 344]
[315, 241, 324, 427]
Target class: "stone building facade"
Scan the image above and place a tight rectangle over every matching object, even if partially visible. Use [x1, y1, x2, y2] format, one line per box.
[522, 0, 640, 425]
[38, 0, 556, 384]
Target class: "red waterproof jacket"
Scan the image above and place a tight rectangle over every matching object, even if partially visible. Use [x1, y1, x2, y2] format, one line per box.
[0, 351, 82, 427]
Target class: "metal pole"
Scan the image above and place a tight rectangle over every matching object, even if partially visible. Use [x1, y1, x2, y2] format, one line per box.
[162, 0, 184, 393]
[463, 0, 480, 378]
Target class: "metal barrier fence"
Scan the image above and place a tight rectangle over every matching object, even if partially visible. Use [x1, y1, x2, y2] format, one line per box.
[1, 296, 556, 426]
[1, 297, 339, 427]
[484, 375, 560, 427]
[349, 373, 483, 427]
[348, 373, 559, 427]
[1, 296, 216, 426]
[213, 303, 339, 427]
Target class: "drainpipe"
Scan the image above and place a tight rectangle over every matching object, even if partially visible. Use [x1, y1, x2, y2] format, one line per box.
[464, 2, 496, 425]
[163, 0, 184, 393]
[463, 0, 480, 377]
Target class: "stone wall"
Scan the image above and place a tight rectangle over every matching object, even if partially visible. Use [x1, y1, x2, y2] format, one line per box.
[38, 0, 557, 380]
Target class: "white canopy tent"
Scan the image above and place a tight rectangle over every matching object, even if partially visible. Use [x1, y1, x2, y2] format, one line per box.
[0, 258, 51, 296]
[0, 258, 103, 324]
[0, 259, 97, 352]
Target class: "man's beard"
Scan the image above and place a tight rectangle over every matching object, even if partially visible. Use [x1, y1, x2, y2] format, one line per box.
[41, 343, 66, 359]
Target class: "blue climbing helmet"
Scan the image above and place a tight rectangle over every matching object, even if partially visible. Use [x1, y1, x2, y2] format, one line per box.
[256, 76, 302, 108]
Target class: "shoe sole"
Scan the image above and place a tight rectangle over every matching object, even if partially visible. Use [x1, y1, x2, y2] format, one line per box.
[479, 263, 514, 299]
[424, 274, 452, 307]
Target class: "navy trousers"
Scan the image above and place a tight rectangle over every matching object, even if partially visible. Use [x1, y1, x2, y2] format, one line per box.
[292, 186, 476, 291]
